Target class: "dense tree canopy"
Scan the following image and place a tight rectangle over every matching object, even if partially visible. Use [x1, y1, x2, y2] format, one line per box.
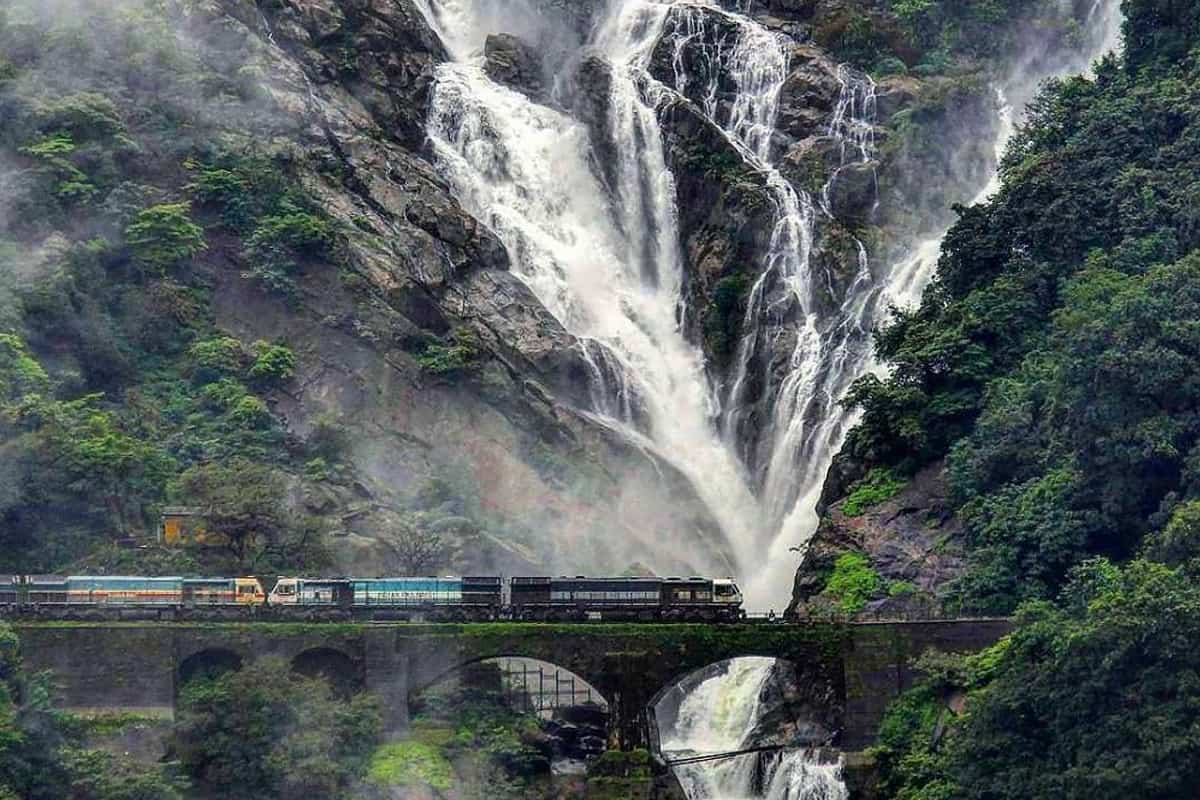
[846, 0, 1200, 611]
[173, 659, 381, 799]
[874, 558, 1200, 799]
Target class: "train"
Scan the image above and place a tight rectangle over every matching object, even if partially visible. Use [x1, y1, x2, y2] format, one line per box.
[0, 574, 745, 622]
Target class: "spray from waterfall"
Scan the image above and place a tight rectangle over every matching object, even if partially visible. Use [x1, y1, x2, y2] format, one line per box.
[415, 0, 1128, 608]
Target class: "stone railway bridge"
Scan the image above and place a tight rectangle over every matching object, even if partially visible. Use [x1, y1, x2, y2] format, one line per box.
[14, 619, 1011, 753]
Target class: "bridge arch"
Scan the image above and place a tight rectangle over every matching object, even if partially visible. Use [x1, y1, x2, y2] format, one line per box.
[410, 655, 613, 763]
[648, 657, 837, 760]
[290, 646, 365, 698]
[176, 647, 246, 703]
[412, 655, 611, 712]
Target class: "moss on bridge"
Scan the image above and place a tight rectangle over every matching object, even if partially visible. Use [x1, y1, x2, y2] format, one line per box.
[11, 621, 852, 654]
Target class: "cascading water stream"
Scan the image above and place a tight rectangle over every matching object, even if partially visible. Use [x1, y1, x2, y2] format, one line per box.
[415, 0, 1128, 605]
[661, 659, 847, 800]
[420, 0, 761, 573]
[651, 5, 885, 601]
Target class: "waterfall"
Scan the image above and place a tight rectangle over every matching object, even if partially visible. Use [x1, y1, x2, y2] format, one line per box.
[661, 658, 847, 800]
[422, 0, 760, 574]
[652, 6, 883, 601]
[416, 0, 1127, 605]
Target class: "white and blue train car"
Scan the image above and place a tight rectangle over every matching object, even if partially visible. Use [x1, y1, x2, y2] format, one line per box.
[65, 576, 184, 605]
[351, 578, 462, 607]
[352, 577, 502, 611]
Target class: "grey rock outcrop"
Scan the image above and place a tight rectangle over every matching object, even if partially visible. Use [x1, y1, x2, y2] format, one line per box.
[484, 33, 545, 99]
[788, 461, 968, 617]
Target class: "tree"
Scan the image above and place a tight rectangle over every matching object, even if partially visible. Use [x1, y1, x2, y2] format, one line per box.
[172, 658, 381, 799]
[382, 512, 455, 575]
[0, 622, 182, 800]
[174, 459, 289, 567]
[13, 395, 174, 537]
[125, 203, 205, 274]
[875, 559, 1200, 800]
[1142, 499, 1200, 571]
[173, 459, 329, 572]
[0, 335, 48, 405]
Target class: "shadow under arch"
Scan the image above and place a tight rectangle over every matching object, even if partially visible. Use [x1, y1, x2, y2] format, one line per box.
[410, 653, 611, 709]
[177, 648, 244, 697]
[648, 656, 836, 759]
[411, 655, 613, 761]
[291, 646, 365, 699]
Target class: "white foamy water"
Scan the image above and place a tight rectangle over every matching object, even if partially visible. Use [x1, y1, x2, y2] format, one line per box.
[661, 658, 847, 800]
[415, 0, 1127, 609]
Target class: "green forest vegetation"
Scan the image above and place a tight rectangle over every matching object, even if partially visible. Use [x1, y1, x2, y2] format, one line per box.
[0, 0, 345, 576]
[862, 1, 1200, 795]
[847, 0, 1200, 613]
[872, 557, 1200, 799]
[0, 622, 186, 799]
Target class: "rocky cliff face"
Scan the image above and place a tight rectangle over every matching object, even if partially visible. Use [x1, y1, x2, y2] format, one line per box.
[241, 0, 1008, 579]
[173, 0, 740, 577]
[787, 460, 968, 617]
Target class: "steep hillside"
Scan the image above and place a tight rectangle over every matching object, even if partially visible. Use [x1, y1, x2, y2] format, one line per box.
[0, 0, 1106, 592]
[793, 0, 1200, 618]
[0, 0, 734, 578]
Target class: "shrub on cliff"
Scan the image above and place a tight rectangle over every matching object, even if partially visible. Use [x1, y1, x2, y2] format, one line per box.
[126, 203, 206, 274]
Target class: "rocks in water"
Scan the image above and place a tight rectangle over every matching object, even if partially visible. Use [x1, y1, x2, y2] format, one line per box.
[824, 160, 879, 225]
[775, 44, 843, 143]
[874, 75, 921, 121]
[746, 660, 839, 748]
[484, 33, 545, 99]
[544, 703, 610, 762]
[653, 91, 776, 372]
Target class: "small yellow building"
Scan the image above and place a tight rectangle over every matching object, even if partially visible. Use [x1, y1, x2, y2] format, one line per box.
[159, 506, 227, 547]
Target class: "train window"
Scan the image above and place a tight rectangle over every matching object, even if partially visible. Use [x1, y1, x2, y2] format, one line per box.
[715, 584, 735, 596]
[673, 589, 692, 600]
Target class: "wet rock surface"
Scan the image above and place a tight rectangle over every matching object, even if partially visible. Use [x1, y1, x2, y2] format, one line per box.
[789, 461, 969, 617]
[545, 704, 611, 761]
[484, 33, 546, 99]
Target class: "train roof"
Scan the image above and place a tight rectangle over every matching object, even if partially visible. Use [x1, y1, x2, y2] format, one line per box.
[66, 575, 184, 580]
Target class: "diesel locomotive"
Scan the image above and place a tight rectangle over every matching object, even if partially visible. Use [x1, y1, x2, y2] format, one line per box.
[0, 574, 745, 622]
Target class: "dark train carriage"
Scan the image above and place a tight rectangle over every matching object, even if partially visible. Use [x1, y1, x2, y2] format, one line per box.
[25, 575, 68, 605]
[462, 576, 503, 610]
[511, 575, 743, 621]
[0, 576, 16, 606]
[511, 576, 663, 621]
